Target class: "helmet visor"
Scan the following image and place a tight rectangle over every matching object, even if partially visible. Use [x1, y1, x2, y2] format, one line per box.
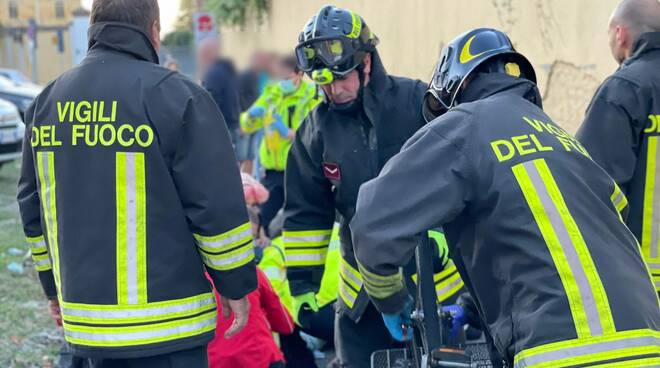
[295, 37, 361, 74]
[422, 89, 449, 123]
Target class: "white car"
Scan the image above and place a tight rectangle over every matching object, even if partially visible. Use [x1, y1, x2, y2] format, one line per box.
[0, 98, 25, 167]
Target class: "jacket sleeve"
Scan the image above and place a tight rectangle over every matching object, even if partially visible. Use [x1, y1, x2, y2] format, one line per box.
[283, 119, 336, 296]
[257, 269, 295, 335]
[17, 102, 58, 299]
[350, 118, 473, 314]
[172, 90, 257, 300]
[576, 77, 646, 191]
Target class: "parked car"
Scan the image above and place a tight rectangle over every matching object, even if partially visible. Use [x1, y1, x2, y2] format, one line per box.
[0, 98, 25, 168]
[0, 68, 42, 90]
[0, 76, 40, 120]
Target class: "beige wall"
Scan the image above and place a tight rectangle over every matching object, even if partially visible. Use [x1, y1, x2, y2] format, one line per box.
[0, 0, 80, 84]
[221, 0, 622, 133]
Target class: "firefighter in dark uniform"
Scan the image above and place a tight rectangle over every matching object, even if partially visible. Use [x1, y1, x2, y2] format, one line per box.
[284, 5, 464, 367]
[17, 0, 257, 366]
[351, 28, 660, 368]
[577, 0, 660, 294]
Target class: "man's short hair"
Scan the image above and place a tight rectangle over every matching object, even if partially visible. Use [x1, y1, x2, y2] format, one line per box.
[281, 54, 301, 74]
[91, 0, 160, 36]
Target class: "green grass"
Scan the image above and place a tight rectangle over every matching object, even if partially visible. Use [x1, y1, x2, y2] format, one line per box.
[0, 161, 61, 367]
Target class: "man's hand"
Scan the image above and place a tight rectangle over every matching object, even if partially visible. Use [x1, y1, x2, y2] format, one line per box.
[48, 299, 62, 327]
[442, 304, 467, 339]
[292, 291, 319, 327]
[220, 296, 250, 339]
[381, 296, 413, 342]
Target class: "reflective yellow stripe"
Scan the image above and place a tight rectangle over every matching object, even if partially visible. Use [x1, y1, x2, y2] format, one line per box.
[357, 261, 404, 299]
[116, 152, 147, 305]
[434, 262, 464, 303]
[63, 310, 216, 347]
[340, 258, 363, 291]
[37, 151, 61, 293]
[513, 159, 615, 338]
[194, 222, 252, 253]
[200, 240, 254, 271]
[339, 282, 358, 308]
[642, 136, 660, 270]
[61, 292, 216, 325]
[283, 229, 333, 247]
[513, 329, 660, 368]
[26, 235, 47, 254]
[610, 183, 629, 220]
[284, 229, 332, 267]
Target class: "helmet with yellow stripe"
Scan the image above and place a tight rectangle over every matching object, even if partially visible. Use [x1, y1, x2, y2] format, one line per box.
[295, 5, 379, 85]
[423, 28, 536, 122]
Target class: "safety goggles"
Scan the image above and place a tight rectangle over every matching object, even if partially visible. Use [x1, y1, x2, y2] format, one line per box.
[296, 37, 364, 75]
[422, 89, 449, 123]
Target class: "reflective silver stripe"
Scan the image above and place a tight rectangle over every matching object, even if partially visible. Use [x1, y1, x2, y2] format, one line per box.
[38, 152, 60, 289]
[62, 295, 215, 320]
[514, 335, 660, 368]
[284, 234, 332, 244]
[125, 153, 139, 305]
[28, 239, 47, 251]
[436, 275, 463, 299]
[339, 283, 357, 306]
[34, 257, 52, 268]
[649, 263, 660, 272]
[286, 253, 325, 263]
[65, 314, 216, 343]
[195, 226, 252, 251]
[204, 247, 254, 268]
[340, 263, 363, 288]
[524, 161, 603, 336]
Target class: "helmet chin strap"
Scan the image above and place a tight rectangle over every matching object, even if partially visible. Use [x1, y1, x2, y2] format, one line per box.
[328, 64, 366, 114]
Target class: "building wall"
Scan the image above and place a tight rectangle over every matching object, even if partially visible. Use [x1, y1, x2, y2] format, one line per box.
[0, 0, 81, 84]
[220, 0, 621, 133]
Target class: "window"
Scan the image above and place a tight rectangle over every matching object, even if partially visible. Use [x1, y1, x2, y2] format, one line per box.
[55, 0, 65, 19]
[9, 1, 18, 19]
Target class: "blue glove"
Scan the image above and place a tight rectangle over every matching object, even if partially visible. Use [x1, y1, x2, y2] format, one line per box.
[381, 297, 414, 342]
[247, 106, 266, 118]
[442, 304, 467, 339]
[269, 113, 290, 137]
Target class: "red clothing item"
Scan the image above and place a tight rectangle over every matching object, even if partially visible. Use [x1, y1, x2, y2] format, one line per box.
[207, 268, 294, 368]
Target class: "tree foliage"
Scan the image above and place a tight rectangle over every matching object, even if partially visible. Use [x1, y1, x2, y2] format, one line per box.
[205, 0, 269, 28]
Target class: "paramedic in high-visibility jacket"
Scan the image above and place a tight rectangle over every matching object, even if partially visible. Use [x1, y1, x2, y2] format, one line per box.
[351, 28, 660, 368]
[16, 0, 257, 366]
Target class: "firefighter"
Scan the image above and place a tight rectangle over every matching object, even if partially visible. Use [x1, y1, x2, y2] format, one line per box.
[240, 55, 322, 235]
[351, 28, 660, 368]
[576, 0, 660, 294]
[284, 5, 464, 367]
[17, 0, 256, 366]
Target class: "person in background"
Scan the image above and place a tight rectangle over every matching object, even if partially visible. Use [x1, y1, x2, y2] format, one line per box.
[576, 0, 660, 294]
[241, 54, 321, 236]
[236, 50, 276, 174]
[199, 37, 242, 155]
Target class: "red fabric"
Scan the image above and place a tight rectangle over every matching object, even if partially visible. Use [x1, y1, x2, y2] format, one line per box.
[207, 269, 294, 368]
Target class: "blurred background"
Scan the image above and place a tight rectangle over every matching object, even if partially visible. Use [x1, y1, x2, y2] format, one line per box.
[0, 0, 624, 366]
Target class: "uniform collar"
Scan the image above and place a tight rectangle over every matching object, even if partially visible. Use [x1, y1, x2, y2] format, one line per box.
[87, 22, 159, 64]
[624, 31, 660, 66]
[457, 73, 542, 108]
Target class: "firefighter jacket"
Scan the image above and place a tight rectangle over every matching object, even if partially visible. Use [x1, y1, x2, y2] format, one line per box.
[351, 73, 660, 367]
[577, 32, 660, 292]
[16, 22, 257, 359]
[240, 80, 321, 171]
[282, 51, 464, 322]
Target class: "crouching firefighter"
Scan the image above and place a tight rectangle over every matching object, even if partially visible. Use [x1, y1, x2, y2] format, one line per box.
[17, 1, 257, 365]
[351, 28, 660, 368]
[284, 5, 465, 367]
